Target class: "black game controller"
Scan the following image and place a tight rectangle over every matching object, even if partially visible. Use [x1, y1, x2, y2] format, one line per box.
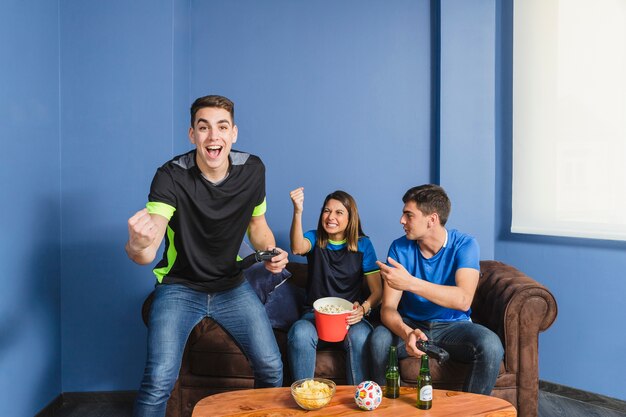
[255, 249, 281, 262]
[416, 340, 450, 364]
[238, 249, 280, 269]
[238, 249, 281, 270]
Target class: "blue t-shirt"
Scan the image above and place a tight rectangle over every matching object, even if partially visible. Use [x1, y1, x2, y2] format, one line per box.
[388, 229, 479, 322]
[302, 230, 379, 307]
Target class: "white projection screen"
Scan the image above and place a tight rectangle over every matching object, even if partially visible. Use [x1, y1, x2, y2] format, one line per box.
[512, 0, 626, 241]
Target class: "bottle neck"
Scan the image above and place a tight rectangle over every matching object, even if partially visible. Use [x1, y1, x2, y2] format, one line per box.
[388, 347, 398, 367]
[420, 354, 430, 373]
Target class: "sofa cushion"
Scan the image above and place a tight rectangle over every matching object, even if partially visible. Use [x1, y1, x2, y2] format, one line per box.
[399, 357, 505, 386]
[244, 261, 290, 304]
[244, 262, 305, 331]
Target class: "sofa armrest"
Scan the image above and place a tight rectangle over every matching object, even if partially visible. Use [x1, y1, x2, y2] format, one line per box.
[472, 261, 558, 373]
[473, 261, 557, 417]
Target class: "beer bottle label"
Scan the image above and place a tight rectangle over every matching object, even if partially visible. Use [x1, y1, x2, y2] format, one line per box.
[419, 385, 432, 401]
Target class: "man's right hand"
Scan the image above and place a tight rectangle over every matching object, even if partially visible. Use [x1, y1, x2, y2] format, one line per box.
[126, 208, 168, 265]
[127, 208, 159, 252]
[405, 328, 429, 358]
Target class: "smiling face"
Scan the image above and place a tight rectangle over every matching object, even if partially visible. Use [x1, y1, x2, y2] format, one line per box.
[321, 198, 349, 241]
[188, 107, 238, 182]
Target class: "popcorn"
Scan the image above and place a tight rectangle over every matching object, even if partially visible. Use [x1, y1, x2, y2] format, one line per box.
[354, 381, 382, 411]
[317, 303, 349, 314]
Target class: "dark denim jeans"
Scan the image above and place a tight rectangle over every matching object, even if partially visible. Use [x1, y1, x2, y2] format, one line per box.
[133, 281, 283, 417]
[287, 311, 373, 385]
[370, 318, 503, 395]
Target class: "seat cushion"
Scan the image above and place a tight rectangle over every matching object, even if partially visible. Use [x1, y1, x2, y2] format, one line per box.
[399, 356, 506, 387]
[245, 262, 305, 331]
[188, 319, 254, 378]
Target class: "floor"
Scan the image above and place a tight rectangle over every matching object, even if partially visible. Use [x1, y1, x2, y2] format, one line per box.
[40, 389, 626, 417]
[538, 391, 626, 417]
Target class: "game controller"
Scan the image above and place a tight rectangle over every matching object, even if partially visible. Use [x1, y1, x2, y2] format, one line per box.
[416, 340, 450, 364]
[254, 249, 281, 262]
[238, 249, 282, 269]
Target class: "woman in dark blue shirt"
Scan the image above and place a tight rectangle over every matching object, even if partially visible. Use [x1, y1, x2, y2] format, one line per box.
[287, 188, 382, 384]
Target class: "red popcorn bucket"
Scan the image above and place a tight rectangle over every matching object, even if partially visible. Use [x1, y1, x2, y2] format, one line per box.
[313, 297, 353, 342]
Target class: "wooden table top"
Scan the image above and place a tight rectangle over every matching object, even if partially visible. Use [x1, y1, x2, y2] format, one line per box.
[192, 386, 517, 416]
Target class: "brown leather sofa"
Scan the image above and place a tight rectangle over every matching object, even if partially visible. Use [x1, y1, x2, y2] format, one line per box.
[141, 260, 557, 417]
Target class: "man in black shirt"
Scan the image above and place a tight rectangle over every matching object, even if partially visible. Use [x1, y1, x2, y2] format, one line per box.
[126, 95, 288, 417]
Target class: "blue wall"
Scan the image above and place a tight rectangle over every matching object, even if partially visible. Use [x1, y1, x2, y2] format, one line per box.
[58, 0, 434, 396]
[59, 0, 178, 392]
[187, 0, 433, 259]
[438, 0, 496, 259]
[2, 1, 625, 415]
[1, 1, 61, 416]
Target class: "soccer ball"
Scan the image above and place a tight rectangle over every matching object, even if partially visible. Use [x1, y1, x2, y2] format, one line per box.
[354, 381, 382, 411]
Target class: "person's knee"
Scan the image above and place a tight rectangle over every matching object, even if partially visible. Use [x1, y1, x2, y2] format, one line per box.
[369, 326, 393, 359]
[347, 323, 371, 345]
[288, 320, 317, 348]
[479, 331, 504, 364]
[264, 353, 284, 374]
[255, 352, 283, 387]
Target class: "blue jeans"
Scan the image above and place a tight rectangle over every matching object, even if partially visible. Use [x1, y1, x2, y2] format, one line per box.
[370, 318, 503, 395]
[287, 311, 372, 385]
[133, 282, 283, 417]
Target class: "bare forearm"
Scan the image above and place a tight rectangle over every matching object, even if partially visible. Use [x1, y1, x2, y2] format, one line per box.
[289, 212, 309, 255]
[409, 279, 474, 312]
[248, 220, 276, 250]
[364, 272, 383, 309]
[381, 307, 413, 341]
[125, 241, 158, 265]
[380, 259, 477, 312]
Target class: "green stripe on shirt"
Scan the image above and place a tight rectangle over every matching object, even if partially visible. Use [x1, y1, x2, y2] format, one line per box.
[146, 201, 176, 220]
[252, 197, 266, 217]
[153, 225, 177, 283]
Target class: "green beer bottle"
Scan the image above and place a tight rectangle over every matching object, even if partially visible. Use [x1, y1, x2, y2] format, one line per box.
[416, 354, 432, 409]
[384, 346, 400, 398]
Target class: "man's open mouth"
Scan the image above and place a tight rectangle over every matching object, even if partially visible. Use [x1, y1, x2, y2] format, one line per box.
[206, 145, 223, 159]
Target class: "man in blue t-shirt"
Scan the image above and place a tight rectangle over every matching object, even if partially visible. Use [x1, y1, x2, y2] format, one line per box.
[370, 184, 503, 395]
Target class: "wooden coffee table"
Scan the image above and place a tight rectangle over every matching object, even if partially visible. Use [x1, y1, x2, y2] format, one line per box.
[192, 386, 517, 416]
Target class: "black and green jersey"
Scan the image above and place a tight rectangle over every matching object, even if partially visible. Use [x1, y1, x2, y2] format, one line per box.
[146, 149, 266, 292]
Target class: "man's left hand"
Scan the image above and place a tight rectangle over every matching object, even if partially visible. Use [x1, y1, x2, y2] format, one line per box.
[263, 247, 288, 274]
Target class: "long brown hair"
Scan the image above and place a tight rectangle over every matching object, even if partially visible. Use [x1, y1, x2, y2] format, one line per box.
[316, 190, 365, 252]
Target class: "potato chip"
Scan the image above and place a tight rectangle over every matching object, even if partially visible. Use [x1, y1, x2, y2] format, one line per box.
[292, 379, 334, 409]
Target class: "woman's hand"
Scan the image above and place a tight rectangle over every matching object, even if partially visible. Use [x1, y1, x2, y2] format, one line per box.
[290, 187, 305, 215]
[346, 301, 365, 325]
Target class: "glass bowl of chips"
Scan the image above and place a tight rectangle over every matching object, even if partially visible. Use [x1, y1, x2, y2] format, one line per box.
[290, 378, 336, 410]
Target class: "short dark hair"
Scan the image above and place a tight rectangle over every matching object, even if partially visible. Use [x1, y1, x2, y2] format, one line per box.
[402, 184, 451, 226]
[190, 95, 235, 127]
